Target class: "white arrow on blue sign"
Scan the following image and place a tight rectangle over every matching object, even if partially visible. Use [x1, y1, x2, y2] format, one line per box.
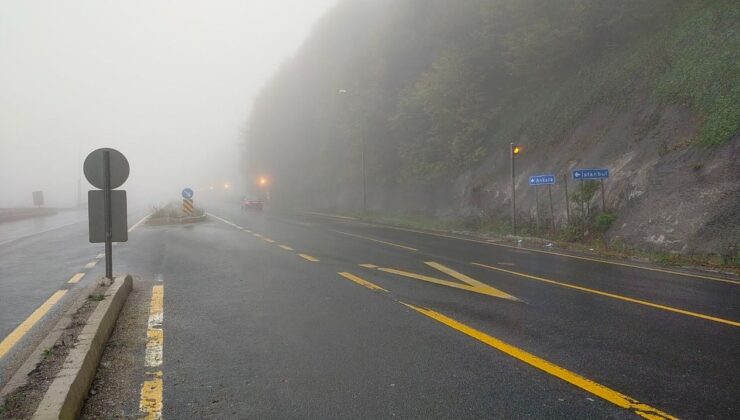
[182, 188, 194, 199]
[573, 168, 609, 180]
[529, 174, 556, 186]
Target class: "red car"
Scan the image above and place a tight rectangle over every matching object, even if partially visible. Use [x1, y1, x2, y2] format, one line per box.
[242, 198, 263, 211]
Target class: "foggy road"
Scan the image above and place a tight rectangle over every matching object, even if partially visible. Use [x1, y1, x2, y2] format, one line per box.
[0, 210, 148, 383]
[72, 203, 740, 419]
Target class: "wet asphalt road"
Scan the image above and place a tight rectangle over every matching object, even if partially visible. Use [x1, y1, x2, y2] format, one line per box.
[93, 202, 738, 419]
[0, 209, 146, 385]
[3, 203, 739, 418]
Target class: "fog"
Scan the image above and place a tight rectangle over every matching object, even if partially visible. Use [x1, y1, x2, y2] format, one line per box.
[0, 0, 337, 209]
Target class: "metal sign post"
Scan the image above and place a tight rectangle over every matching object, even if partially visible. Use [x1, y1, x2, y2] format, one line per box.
[534, 187, 540, 236]
[572, 168, 609, 215]
[84, 148, 129, 280]
[563, 174, 570, 226]
[103, 151, 113, 279]
[528, 174, 556, 235]
[548, 184, 555, 231]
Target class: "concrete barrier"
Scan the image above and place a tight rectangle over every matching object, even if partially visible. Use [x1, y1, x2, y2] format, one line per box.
[32, 275, 132, 420]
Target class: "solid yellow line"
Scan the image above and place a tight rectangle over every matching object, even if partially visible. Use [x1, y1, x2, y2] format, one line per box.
[0, 290, 67, 358]
[369, 224, 738, 285]
[403, 303, 677, 420]
[472, 262, 740, 327]
[279, 245, 294, 251]
[332, 230, 418, 251]
[298, 253, 319, 262]
[139, 371, 163, 420]
[150, 285, 164, 316]
[67, 273, 85, 284]
[339, 272, 389, 292]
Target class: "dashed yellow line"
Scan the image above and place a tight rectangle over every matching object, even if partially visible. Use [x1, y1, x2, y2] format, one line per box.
[403, 303, 677, 420]
[332, 230, 418, 251]
[84, 261, 97, 269]
[339, 272, 388, 292]
[140, 284, 164, 419]
[472, 262, 740, 327]
[263, 238, 276, 243]
[279, 245, 294, 251]
[253, 233, 263, 238]
[67, 273, 85, 284]
[140, 371, 163, 420]
[0, 290, 67, 358]
[298, 253, 319, 262]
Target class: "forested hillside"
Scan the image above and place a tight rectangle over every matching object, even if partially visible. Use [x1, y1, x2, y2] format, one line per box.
[242, 0, 739, 257]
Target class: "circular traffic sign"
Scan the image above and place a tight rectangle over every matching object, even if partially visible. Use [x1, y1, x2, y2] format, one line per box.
[83, 148, 129, 189]
[182, 188, 194, 199]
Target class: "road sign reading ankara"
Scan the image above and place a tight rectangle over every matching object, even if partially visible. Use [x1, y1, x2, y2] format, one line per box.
[573, 168, 609, 180]
[529, 174, 556, 186]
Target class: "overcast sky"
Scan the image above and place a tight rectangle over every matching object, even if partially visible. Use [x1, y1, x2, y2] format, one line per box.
[0, 0, 338, 208]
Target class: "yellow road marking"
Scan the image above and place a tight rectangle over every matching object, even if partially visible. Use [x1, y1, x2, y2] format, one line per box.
[84, 261, 97, 269]
[472, 262, 740, 327]
[332, 230, 418, 251]
[67, 273, 85, 284]
[264, 238, 276, 243]
[299, 253, 319, 262]
[0, 290, 67, 358]
[339, 272, 389, 292]
[253, 233, 263, 238]
[403, 303, 676, 420]
[244, 229, 252, 233]
[360, 224, 738, 285]
[150, 285, 163, 320]
[139, 371, 163, 420]
[140, 284, 164, 418]
[364, 262, 518, 301]
[96, 253, 104, 259]
[279, 245, 294, 251]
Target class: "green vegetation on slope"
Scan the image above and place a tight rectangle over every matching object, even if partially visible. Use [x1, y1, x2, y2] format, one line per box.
[243, 0, 739, 206]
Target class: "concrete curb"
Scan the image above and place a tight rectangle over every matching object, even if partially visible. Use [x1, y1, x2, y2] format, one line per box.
[0, 283, 94, 400]
[32, 275, 132, 420]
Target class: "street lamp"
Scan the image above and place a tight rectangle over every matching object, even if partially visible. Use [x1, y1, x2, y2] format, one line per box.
[338, 88, 367, 213]
[510, 143, 522, 235]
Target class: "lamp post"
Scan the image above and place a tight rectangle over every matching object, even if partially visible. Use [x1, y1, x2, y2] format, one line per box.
[510, 143, 522, 235]
[339, 88, 367, 214]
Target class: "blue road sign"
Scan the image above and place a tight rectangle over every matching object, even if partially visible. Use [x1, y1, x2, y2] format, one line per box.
[529, 174, 556, 186]
[182, 188, 194, 199]
[573, 168, 609, 180]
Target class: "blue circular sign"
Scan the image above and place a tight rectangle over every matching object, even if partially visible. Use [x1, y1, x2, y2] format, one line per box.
[182, 188, 194, 199]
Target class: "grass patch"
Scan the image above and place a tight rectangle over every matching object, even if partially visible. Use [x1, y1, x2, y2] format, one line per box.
[88, 294, 106, 302]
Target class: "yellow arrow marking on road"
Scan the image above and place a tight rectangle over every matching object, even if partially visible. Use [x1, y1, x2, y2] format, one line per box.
[362, 261, 519, 301]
